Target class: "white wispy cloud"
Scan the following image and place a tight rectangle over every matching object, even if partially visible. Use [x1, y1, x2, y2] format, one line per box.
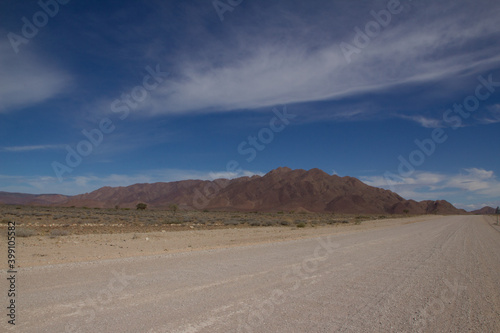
[125, 0, 500, 116]
[477, 104, 500, 124]
[361, 168, 500, 209]
[2, 144, 66, 152]
[446, 168, 494, 192]
[0, 39, 72, 113]
[399, 115, 444, 128]
[457, 201, 500, 211]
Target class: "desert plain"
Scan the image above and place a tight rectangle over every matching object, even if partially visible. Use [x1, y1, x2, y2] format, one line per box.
[0, 204, 431, 267]
[1, 206, 500, 332]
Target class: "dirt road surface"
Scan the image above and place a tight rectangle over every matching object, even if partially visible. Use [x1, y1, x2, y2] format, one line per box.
[2, 215, 500, 332]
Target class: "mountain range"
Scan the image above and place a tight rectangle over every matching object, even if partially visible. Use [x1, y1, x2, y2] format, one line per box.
[0, 167, 481, 215]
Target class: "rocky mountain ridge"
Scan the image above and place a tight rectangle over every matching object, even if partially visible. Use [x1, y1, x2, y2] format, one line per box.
[0, 167, 470, 215]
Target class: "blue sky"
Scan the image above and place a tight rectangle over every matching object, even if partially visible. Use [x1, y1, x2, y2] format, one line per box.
[1, 0, 499, 211]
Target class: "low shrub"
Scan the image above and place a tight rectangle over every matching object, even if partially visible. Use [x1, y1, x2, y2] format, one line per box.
[49, 230, 70, 238]
[17, 228, 37, 237]
[224, 220, 239, 226]
[167, 220, 183, 224]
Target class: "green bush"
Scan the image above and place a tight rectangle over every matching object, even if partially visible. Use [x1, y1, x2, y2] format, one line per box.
[136, 203, 148, 210]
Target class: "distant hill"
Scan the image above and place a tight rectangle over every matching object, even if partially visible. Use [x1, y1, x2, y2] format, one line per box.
[471, 206, 498, 215]
[0, 192, 69, 206]
[0, 167, 467, 215]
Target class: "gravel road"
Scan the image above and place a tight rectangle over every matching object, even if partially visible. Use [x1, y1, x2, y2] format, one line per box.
[3, 215, 500, 332]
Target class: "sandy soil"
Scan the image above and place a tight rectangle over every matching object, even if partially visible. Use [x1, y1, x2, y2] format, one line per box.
[1, 216, 439, 268]
[8, 215, 500, 333]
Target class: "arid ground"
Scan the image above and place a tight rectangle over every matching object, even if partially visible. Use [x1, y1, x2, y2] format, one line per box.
[1, 207, 499, 332]
[1, 205, 419, 267]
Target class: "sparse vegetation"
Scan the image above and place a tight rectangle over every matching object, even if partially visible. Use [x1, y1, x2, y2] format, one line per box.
[49, 229, 70, 238]
[169, 204, 178, 215]
[0, 204, 415, 236]
[17, 227, 36, 237]
[224, 220, 239, 226]
[136, 203, 148, 210]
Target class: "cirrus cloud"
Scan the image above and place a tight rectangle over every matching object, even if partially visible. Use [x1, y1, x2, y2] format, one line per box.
[361, 168, 500, 210]
[0, 39, 72, 113]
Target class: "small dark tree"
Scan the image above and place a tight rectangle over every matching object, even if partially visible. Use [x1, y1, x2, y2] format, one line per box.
[169, 203, 178, 215]
[403, 209, 409, 215]
[136, 203, 147, 210]
[496, 206, 500, 214]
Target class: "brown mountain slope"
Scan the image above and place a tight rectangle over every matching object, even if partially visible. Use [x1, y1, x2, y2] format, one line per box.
[56, 167, 465, 214]
[63, 179, 207, 209]
[471, 206, 498, 215]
